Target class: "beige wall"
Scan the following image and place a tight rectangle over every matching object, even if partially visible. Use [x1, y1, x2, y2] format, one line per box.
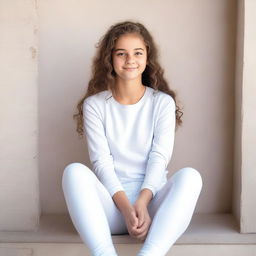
[240, 0, 256, 233]
[38, 0, 237, 214]
[0, 0, 40, 230]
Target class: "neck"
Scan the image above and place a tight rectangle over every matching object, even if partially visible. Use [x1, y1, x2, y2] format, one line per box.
[112, 78, 146, 105]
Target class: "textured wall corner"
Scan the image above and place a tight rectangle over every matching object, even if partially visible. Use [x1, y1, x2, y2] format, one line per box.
[234, 0, 256, 234]
[0, 0, 40, 230]
[240, 0, 256, 233]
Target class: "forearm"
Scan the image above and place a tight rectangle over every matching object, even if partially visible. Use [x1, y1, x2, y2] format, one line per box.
[136, 188, 153, 206]
[112, 191, 133, 214]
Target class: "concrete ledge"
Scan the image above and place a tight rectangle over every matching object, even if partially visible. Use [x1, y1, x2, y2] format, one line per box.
[0, 214, 255, 244]
[1, 244, 256, 256]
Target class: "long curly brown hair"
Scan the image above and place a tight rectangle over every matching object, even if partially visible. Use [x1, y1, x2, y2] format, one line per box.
[74, 20, 183, 137]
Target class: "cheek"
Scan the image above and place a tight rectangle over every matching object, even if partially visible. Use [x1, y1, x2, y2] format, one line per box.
[139, 57, 147, 67]
[112, 59, 118, 71]
[112, 57, 123, 68]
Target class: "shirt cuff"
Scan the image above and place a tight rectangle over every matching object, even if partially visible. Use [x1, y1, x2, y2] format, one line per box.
[140, 183, 157, 198]
[108, 186, 125, 198]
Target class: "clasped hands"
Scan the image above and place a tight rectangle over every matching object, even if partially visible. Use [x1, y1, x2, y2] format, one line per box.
[122, 199, 152, 241]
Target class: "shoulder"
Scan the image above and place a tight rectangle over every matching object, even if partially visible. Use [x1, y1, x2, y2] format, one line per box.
[83, 90, 111, 110]
[150, 88, 176, 110]
[84, 90, 110, 107]
[83, 90, 110, 118]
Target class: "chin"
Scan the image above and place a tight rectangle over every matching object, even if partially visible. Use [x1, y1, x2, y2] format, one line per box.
[123, 76, 141, 81]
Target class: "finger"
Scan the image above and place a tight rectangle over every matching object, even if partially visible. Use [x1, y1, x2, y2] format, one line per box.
[134, 221, 147, 234]
[130, 219, 138, 229]
[135, 229, 148, 241]
[131, 225, 142, 235]
[131, 212, 139, 228]
[136, 209, 145, 227]
[130, 228, 142, 238]
[138, 215, 145, 228]
[131, 224, 146, 236]
[132, 212, 139, 227]
[132, 222, 149, 237]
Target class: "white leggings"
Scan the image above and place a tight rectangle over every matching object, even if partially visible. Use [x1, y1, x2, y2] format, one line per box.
[62, 163, 202, 256]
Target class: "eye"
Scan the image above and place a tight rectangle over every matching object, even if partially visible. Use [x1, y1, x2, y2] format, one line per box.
[135, 52, 143, 55]
[116, 52, 125, 56]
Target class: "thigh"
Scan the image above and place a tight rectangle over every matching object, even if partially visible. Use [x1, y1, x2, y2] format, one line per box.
[64, 163, 128, 235]
[89, 169, 128, 234]
[147, 167, 202, 218]
[147, 176, 174, 218]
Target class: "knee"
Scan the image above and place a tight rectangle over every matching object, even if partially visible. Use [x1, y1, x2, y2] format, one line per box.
[178, 167, 203, 189]
[62, 162, 92, 185]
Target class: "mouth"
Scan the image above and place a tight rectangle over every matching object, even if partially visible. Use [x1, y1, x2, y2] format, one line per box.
[123, 67, 138, 71]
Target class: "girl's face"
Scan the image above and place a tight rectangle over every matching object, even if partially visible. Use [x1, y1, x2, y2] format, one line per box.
[112, 33, 147, 83]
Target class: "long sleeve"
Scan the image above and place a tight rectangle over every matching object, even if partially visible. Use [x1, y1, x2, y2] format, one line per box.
[83, 101, 125, 197]
[140, 96, 176, 197]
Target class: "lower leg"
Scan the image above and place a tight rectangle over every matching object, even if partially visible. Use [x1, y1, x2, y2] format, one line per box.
[138, 167, 203, 256]
[62, 163, 118, 256]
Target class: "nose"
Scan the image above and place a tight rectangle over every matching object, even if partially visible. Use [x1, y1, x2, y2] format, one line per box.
[126, 54, 135, 64]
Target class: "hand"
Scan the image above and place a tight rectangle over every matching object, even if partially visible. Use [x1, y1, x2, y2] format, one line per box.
[132, 199, 152, 241]
[112, 191, 140, 238]
[121, 206, 141, 238]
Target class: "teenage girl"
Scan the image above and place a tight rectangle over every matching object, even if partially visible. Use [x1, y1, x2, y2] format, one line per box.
[62, 21, 203, 256]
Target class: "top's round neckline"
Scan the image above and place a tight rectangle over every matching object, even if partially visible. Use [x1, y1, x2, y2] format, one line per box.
[110, 86, 149, 108]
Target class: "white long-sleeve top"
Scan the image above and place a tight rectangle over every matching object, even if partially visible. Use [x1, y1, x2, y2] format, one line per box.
[83, 86, 176, 198]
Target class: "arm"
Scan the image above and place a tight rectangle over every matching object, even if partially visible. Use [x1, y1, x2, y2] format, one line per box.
[136, 188, 153, 206]
[140, 96, 176, 199]
[83, 101, 124, 197]
[131, 97, 176, 240]
[112, 191, 133, 213]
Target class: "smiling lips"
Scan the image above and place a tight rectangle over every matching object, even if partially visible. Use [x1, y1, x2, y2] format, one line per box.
[123, 67, 138, 71]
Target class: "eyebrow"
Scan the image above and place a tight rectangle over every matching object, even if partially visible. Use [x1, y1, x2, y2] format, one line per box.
[114, 48, 144, 52]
